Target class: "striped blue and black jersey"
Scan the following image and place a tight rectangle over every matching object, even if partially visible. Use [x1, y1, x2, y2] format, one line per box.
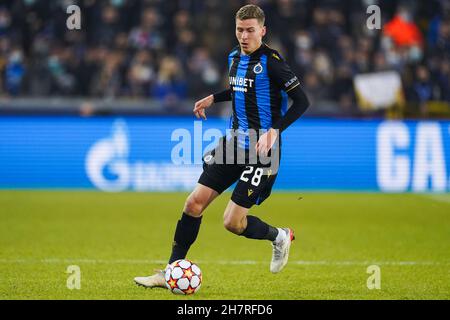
[213, 43, 309, 149]
[226, 43, 301, 131]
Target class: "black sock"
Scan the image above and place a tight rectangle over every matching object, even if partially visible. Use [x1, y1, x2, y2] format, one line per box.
[239, 215, 278, 241]
[168, 213, 202, 264]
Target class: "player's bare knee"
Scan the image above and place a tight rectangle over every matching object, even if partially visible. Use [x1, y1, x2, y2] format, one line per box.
[223, 218, 244, 235]
[183, 194, 204, 217]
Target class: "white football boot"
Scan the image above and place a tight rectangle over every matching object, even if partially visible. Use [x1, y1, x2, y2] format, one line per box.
[134, 267, 168, 289]
[270, 228, 295, 273]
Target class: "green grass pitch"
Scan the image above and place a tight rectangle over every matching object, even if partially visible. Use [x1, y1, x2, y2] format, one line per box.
[0, 191, 449, 300]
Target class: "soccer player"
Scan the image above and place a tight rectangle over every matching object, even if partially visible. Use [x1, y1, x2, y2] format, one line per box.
[134, 4, 309, 288]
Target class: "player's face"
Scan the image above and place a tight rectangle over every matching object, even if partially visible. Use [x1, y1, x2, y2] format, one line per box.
[236, 18, 266, 55]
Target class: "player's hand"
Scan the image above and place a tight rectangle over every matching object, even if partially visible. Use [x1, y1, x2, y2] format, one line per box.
[193, 95, 214, 120]
[256, 128, 278, 156]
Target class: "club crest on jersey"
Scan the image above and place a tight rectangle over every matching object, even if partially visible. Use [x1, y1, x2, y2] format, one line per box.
[253, 63, 263, 74]
[204, 154, 214, 163]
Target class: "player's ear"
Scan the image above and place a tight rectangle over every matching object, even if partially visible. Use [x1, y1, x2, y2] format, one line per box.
[261, 26, 266, 37]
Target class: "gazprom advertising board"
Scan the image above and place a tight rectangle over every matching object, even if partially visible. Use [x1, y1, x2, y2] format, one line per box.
[0, 116, 449, 192]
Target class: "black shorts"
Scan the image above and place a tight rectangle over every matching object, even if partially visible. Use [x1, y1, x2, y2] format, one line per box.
[197, 137, 280, 209]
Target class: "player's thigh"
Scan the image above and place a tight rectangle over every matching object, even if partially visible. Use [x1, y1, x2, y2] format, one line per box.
[231, 165, 278, 209]
[198, 138, 244, 194]
[198, 162, 242, 195]
[183, 183, 220, 216]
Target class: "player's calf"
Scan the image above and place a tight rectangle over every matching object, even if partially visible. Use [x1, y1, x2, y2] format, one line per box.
[239, 215, 279, 241]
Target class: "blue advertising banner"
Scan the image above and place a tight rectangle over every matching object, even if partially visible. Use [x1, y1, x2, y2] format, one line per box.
[0, 116, 449, 192]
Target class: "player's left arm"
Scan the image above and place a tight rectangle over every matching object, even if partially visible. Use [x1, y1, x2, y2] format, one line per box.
[269, 52, 310, 131]
[272, 86, 309, 132]
[256, 54, 310, 155]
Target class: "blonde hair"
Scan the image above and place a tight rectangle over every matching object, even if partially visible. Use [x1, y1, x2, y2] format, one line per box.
[235, 4, 265, 25]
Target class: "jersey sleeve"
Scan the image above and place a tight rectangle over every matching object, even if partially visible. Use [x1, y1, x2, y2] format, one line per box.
[272, 85, 310, 132]
[213, 89, 232, 103]
[267, 52, 301, 93]
[268, 52, 309, 132]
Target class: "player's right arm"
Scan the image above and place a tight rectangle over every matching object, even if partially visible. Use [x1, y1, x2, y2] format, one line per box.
[193, 89, 232, 120]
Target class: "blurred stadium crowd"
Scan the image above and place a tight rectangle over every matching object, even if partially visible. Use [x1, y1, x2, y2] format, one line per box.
[0, 0, 449, 117]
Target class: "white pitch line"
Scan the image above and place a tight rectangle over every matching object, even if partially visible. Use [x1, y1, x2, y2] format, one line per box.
[0, 259, 448, 266]
[419, 194, 450, 205]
